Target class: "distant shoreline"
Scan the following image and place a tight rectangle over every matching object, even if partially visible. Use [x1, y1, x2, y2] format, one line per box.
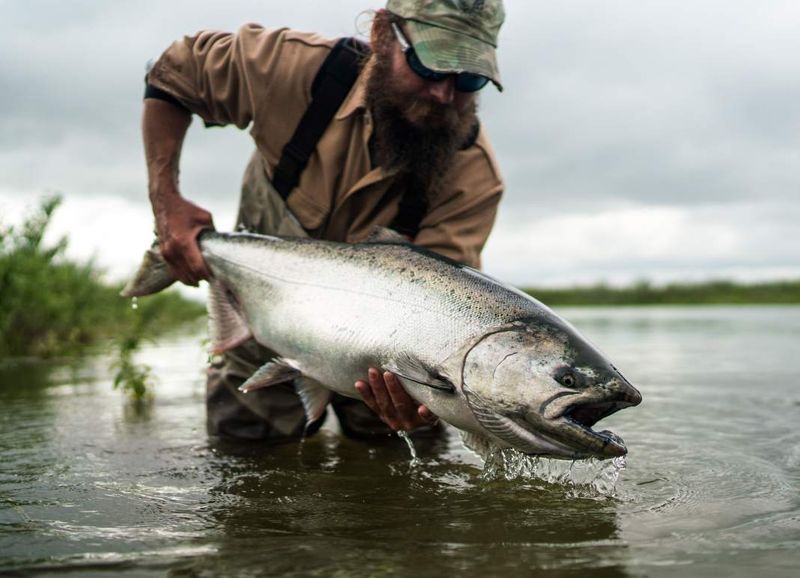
[521, 280, 800, 306]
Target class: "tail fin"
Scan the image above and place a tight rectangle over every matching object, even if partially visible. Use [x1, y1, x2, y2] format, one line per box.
[120, 242, 177, 298]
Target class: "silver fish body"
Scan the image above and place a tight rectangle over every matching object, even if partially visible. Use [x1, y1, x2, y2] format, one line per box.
[124, 230, 641, 459]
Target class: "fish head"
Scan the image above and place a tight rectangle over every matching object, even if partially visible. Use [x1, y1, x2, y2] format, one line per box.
[462, 323, 642, 459]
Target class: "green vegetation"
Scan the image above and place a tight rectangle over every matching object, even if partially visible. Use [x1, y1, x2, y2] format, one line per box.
[523, 279, 800, 306]
[112, 331, 154, 402]
[0, 196, 205, 398]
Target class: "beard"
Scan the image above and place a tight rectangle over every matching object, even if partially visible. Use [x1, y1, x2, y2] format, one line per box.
[365, 54, 478, 198]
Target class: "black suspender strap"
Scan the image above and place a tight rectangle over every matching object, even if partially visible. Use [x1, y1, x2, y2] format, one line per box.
[272, 37, 369, 200]
[390, 178, 428, 238]
[273, 36, 476, 239]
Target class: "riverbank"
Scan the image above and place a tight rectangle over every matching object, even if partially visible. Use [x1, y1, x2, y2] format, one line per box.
[0, 196, 204, 361]
[523, 279, 800, 306]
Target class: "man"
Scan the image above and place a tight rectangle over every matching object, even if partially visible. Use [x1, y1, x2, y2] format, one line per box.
[142, 0, 505, 442]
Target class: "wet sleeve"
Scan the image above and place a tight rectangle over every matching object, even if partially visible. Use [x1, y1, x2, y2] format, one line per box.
[414, 134, 504, 269]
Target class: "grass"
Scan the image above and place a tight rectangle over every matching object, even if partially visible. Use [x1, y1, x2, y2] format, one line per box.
[0, 195, 205, 399]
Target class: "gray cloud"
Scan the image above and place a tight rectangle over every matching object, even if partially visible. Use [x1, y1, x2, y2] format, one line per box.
[1, 0, 798, 284]
[484, 0, 800, 213]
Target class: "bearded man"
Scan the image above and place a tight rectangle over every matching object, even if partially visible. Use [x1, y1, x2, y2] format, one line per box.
[142, 0, 506, 443]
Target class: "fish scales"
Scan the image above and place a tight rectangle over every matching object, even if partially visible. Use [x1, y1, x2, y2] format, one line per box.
[200, 234, 526, 373]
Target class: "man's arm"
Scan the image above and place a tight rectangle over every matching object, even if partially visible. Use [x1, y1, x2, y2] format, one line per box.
[145, 96, 430, 430]
[142, 98, 214, 285]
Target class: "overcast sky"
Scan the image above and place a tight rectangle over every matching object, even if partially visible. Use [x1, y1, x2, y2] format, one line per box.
[1, 0, 798, 288]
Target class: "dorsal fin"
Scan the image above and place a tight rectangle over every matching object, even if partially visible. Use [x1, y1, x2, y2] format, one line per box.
[366, 226, 412, 244]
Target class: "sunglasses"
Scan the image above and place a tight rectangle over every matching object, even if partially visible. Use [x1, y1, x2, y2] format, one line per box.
[390, 22, 490, 93]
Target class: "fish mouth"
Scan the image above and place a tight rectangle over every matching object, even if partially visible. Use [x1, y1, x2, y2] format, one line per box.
[464, 381, 641, 460]
[556, 401, 630, 458]
[464, 385, 639, 460]
[543, 385, 642, 458]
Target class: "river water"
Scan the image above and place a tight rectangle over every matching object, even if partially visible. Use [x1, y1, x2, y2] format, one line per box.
[1, 306, 798, 577]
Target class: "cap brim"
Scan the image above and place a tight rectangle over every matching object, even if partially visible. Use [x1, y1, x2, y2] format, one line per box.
[405, 20, 503, 91]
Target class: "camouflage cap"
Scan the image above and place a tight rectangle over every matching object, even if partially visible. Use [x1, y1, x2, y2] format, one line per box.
[386, 0, 505, 90]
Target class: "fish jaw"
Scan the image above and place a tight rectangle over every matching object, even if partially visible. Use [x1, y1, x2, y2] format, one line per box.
[515, 379, 640, 458]
[532, 376, 642, 458]
[463, 383, 635, 459]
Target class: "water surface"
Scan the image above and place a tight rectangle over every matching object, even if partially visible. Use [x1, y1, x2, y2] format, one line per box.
[1, 306, 798, 577]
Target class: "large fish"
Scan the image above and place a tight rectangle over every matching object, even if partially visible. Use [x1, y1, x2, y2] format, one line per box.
[123, 229, 641, 459]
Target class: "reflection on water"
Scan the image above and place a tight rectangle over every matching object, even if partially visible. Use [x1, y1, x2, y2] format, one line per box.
[1, 307, 798, 577]
[192, 435, 628, 577]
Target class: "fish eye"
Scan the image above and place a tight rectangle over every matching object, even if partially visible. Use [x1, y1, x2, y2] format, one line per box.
[554, 367, 581, 388]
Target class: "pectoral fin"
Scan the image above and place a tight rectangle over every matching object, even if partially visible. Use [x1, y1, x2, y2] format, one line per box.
[239, 360, 302, 394]
[208, 281, 252, 354]
[385, 354, 456, 393]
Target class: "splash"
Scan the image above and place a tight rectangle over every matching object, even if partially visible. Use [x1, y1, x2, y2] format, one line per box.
[481, 449, 626, 497]
[397, 430, 421, 467]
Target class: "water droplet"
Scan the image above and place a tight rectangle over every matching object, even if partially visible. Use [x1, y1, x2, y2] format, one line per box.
[131, 297, 139, 310]
[297, 423, 312, 461]
[397, 430, 420, 467]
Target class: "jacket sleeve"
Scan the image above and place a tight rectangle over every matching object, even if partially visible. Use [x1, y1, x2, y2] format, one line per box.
[414, 130, 504, 269]
[146, 24, 331, 140]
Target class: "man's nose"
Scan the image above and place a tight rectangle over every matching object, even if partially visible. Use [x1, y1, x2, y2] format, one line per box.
[427, 76, 455, 105]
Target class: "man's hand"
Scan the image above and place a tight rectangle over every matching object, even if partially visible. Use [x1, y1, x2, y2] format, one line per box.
[143, 98, 214, 286]
[355, 368, 438, 431]
[154, 194, 214, 286]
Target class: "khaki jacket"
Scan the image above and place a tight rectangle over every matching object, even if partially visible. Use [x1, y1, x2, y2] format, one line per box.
[148, 24, 503, 268]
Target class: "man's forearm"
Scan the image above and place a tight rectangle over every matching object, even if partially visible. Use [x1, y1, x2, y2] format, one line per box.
[142, 98, 192, 208]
